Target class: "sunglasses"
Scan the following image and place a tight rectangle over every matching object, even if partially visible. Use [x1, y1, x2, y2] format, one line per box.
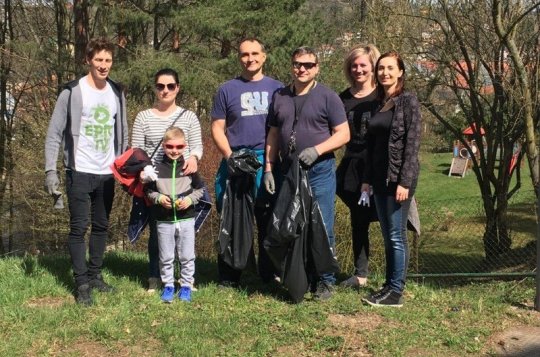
[292, 61, 317, 70]
[164, 144, 186, 150]
[155, 83, 177, 91]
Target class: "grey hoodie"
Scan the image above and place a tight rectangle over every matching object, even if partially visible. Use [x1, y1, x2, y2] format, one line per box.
[44, 77, 128, 173]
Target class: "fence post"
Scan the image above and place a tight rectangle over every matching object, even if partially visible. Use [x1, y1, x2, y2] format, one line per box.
[534, 185, 540, 311]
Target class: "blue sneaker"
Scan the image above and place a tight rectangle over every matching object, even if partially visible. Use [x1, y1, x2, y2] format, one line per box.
[161, 286, 175, 303]
[178, 286, 191, 302]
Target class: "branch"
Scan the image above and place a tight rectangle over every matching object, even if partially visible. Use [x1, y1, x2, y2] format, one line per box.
[504, 1, 540, 39]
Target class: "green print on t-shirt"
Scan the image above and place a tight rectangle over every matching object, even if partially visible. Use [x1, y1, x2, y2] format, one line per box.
[85, 104, 113, 153]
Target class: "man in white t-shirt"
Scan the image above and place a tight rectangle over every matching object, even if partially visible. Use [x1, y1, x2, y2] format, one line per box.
[44, 38, 128, 305]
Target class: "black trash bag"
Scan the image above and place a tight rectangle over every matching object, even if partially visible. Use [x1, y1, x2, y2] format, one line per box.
[264, 156, 339, 303]
[217, 149, 262, 270]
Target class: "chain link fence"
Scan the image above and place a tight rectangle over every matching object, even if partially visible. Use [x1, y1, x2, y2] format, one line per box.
[335, 189, 537, 278]
[3, 184, 537, 280]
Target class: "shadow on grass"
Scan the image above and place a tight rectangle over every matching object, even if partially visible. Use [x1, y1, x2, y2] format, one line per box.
[102, 252, 226, 292]
[437, 162, 451, 176]
[26, 250, 327, 304]
[410, 241, 536, 278]
[192, 257, 294, 303]
[28, 254, 74, 289]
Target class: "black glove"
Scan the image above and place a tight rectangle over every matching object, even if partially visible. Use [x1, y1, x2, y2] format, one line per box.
[264, 171, 275, 194]
[298, 147, 319, 167]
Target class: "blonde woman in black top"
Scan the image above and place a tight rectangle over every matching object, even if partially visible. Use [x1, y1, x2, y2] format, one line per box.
[336, 44, 380, 289]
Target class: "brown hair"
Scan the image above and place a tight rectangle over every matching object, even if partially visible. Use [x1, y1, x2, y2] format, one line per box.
[85, 37, 115, 61]
[238, 37, 266, 54]
[376, 51, 406, 100]
[343, 44, 380, 86]
[291, 46, 319, 63]
[154, 68, 180, 84]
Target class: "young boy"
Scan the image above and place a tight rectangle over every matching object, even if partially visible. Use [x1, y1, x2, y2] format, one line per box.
[145, 127, 204, 302]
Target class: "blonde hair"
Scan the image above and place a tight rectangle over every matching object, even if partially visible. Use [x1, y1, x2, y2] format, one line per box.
[163, 127, 185, 142]
[343, 44, 380, 86]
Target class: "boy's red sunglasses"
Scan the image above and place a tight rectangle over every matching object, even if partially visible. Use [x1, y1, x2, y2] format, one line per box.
[164, 144, 186, 150]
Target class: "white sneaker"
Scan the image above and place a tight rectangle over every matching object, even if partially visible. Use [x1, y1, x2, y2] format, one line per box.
[340, 275, 367, 288]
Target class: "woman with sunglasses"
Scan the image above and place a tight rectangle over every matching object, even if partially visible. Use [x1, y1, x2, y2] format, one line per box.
[361, 51, 421, 307]
[336, 44, 380, 289]
[132, 68, 203, 293]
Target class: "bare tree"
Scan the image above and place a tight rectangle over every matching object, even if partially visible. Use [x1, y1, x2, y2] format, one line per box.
[410, 1, 539, 261]
[492, 0, 540, 190]
[0, 0, 13, 253]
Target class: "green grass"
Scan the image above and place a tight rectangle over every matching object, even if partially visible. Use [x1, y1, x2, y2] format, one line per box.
[416, 151, 535, 201]
[0, 253, 538, 356]
[1, 151, 538, 356]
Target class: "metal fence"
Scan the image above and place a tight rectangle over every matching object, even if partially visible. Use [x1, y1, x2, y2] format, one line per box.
[3, 187, 537, 280]
[335, 189, 537, 278]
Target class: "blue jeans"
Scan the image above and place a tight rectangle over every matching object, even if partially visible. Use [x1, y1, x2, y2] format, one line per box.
[308, 158, 337, 285]
[373, 193, 411, 293]
[66, 170, 114, 286]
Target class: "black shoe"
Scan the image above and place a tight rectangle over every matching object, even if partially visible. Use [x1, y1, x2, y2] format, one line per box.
[75, 284, 93, 306]
[362, 288, 403, 307]
[370, 285, 391, 299]
[88, 274, 114, 293]
[313, 281, 333, 301]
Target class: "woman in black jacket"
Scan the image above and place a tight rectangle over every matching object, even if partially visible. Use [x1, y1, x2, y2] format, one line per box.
[362, 51, 421, 307]
[336, 44, 380, 288]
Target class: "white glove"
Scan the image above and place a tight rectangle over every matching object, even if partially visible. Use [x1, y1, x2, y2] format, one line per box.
[141, 165, 158, 183]
[358, 191, 370, 207]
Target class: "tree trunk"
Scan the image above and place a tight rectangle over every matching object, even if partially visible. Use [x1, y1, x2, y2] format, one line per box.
[0, 0, 13, 255]
[153, 11, 160, 50]
[477, 137, 514, 261]
[535, 182, 540, 311]
[74, 0, 89, 75]
[220, 39, 231, 59]
[7, 166, 13, 253]
[482, 185, 512, 263]
[54, 0, 68, 84]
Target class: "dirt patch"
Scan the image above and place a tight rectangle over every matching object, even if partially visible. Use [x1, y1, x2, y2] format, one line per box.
[404, 347, 462, 357]
[272, 313, 381, 356]
[57, 339, 110, 357]
[114, 337, 162, 357]
[28, 337, 162, 357]
[275, 341, 307, 356]
[487, 326, 540, 356]
[25, 296, 70, 308]
[324, 312, 384, 356]
[327, 312, 384, 332]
